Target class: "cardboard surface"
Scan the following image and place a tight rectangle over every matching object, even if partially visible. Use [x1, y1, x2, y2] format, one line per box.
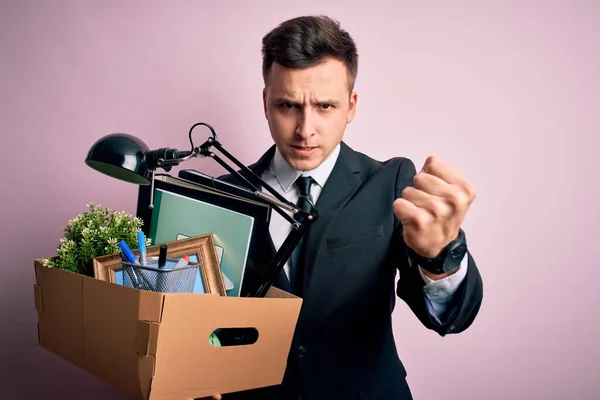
[33, 260, 302, 399]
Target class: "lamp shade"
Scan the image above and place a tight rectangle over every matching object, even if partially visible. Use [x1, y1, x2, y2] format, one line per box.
[85, 133, 151, 185]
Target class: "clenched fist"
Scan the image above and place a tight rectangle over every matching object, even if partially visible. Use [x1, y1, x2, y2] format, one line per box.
[394, 156, 476, 260]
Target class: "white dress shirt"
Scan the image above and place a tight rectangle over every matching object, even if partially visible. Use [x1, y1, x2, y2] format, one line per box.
[260, 143, 468, 323]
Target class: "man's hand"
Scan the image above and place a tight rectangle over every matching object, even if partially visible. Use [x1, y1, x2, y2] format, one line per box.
[394, 156, 476, 259]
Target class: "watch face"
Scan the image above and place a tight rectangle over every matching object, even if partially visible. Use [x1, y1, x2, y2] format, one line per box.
[443, 242, 467, 272]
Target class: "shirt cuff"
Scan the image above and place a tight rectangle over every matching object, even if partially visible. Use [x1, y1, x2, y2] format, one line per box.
[417, 254, 469, 295]
[410, 253, 469, 324]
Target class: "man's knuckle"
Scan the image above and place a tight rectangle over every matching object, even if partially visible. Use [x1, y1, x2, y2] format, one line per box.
[413, 172, 427, 187]
[466, 183, 477, 200]
[446, 190, 462, 208]
[431, 200, 449, 218]
[402, 186, 415, 198]
[409, 212, 425, 228]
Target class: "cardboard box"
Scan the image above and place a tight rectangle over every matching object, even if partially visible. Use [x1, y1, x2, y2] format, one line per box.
[33, 243, 302, 399]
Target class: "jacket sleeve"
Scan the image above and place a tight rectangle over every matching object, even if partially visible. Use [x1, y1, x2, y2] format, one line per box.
[392, 158, 484, 336]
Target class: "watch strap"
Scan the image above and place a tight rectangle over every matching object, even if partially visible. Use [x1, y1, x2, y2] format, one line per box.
[408, 229, 467, 275]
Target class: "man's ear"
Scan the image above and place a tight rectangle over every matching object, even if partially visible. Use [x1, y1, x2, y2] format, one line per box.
[346, 90, 358, 124]
[262, 88, 268, 119]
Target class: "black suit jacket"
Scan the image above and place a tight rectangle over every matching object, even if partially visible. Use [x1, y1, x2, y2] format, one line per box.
[219, 142, 483, 400]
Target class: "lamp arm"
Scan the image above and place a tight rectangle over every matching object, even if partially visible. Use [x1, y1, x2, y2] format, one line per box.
[203, 138, 286, 203]
[189, 122, 298, 208]
[204, 150, 303, 227]
[247, 222, 307, 297]
[153, 122, 313, 218]
[143, 137, 316, 226]
[198, 136, 317, 224]
[144, 122, 217, 169]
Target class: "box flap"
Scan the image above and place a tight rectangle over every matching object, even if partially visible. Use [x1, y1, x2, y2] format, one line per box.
[264, 286, 299, 299]
[34, 261, 86, 368]
[34, 260, 164, 400]
[136, 320, 160, 356]
[148, 293, 302, 399]
[82, 275, 164, 398]
[138, 289, 166, 323]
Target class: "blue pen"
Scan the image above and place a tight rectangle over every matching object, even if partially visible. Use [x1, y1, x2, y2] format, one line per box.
[118, 240, 154, 290]
[118, 240, 142, 289]
[137, 231, 147, 266]
[118, 240, 138, 264]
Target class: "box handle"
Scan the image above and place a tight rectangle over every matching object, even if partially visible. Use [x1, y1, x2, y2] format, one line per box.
[209, 327, 259, 347]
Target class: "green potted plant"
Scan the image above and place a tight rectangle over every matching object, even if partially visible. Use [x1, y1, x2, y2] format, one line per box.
[42, 203, 149, 277]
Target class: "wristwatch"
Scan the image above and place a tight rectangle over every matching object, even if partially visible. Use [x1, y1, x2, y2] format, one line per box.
[408, 229, 467, 275]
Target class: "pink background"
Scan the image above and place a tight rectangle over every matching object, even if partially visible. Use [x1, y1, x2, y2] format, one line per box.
[1, 1, 598, 399]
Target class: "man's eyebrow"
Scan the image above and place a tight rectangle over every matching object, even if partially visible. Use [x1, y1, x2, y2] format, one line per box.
[272, 96, 341, 106]
[315, 99, 341, 106]
[272, 96, 299, 104]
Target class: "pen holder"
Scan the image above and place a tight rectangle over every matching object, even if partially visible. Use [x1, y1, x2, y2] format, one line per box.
[120, 257, 198, 293]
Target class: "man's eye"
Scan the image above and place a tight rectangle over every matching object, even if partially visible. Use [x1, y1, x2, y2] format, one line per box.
[320, 103, 332, 110]
[280, 102, 297, 109]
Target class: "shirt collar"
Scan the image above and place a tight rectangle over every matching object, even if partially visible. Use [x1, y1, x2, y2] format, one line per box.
[272, 143, 341, 193]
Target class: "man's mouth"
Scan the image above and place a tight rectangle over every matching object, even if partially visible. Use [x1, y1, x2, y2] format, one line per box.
[290, 145, 318, 156]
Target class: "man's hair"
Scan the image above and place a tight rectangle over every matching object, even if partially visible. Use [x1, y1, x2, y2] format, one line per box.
[261, 15, 359, 91]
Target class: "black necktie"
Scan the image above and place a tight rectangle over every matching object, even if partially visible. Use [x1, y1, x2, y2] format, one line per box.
[290, 175, 315, 295]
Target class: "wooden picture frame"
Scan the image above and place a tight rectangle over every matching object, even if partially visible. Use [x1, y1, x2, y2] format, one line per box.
[93, 234, 227, 296]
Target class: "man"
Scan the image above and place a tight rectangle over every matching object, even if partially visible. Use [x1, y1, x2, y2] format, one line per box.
[211, 15, 483, 400]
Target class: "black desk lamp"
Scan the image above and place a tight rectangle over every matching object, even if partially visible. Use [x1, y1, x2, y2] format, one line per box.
[85, 122, 317, 297]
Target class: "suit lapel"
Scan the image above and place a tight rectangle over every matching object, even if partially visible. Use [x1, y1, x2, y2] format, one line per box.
[299, 142, 362, 302]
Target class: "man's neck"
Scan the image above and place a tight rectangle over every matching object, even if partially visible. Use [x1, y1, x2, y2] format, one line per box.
[271, 143, 341, 192]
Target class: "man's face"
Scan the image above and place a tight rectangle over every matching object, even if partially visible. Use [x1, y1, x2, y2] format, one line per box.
[263, 58, 357, 171]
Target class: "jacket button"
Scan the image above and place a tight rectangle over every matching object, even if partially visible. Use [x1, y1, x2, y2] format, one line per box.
[297, 345, 307, 358]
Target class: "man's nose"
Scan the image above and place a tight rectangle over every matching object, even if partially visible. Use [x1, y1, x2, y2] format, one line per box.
[296, 111, 315, 139]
